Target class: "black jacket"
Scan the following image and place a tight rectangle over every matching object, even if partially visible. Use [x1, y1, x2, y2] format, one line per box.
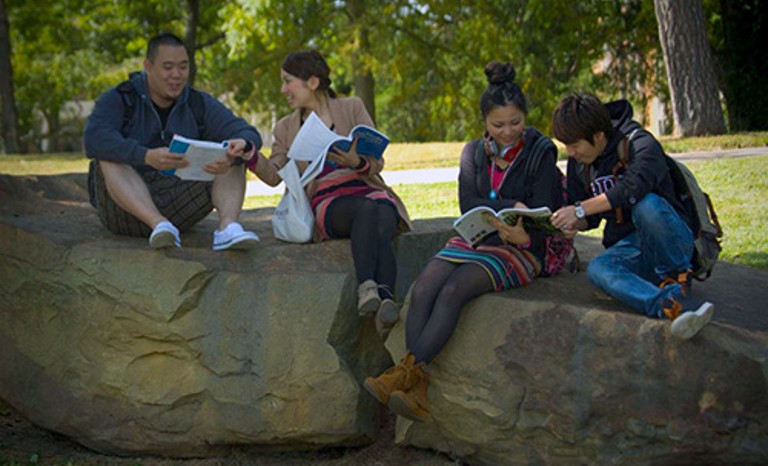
[566, 99, 688, 248]
[459, 127, 564, 263]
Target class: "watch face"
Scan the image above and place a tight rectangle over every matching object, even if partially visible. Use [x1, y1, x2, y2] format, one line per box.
[575, 205, 586, 219]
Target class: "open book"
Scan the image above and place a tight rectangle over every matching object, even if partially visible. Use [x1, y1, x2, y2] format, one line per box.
[453, 205, 559, 247]
[287, 111, 389, 165]
[167, 134, 229, 181]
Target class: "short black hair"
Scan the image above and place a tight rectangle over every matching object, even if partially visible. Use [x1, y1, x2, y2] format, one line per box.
[146, 33, 188, 62]
[552, 93, 614, 145]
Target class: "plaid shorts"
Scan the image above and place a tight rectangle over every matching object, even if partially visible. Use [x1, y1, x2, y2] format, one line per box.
[92, 161, 214, 237]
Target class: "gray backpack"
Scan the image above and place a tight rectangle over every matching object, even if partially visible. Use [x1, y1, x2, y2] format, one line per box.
[618, 130, 723, 280]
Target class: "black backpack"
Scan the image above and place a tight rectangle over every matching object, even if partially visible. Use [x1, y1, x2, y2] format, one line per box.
[87, 74, 207, 207]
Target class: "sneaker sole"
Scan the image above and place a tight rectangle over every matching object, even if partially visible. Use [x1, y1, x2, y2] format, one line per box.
[149, 231, 179, 249]
[671, 302, 714, 340]
[375, 301, 399, 338]
[358, 297, 381, 316]
[213, 235, 260, 251]
[387, 392, 428, 422]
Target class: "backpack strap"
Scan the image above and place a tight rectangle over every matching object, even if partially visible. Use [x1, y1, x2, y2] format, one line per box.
[614, 128, 639, 173]
[611, 128, 640, 224]
[117, 80, 137, 138]
[118, 78, 207, 138]
[524, 136, 556, 181]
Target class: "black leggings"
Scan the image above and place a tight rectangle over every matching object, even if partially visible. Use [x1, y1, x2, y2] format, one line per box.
[406, 259, 494, 363]
[326, 196, 399, 298]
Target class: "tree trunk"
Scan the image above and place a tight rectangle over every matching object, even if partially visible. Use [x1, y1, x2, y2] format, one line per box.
[654, 0, 725, 136]
[353, 30, 376, 125]
[347, 0, 376, 124]
[0, 0, 21, 154]
[185, 0, 199, 86]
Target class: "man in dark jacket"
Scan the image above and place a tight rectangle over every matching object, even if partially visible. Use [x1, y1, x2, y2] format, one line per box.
[84, 32, 260, 250]
[549, 93, 713, 340]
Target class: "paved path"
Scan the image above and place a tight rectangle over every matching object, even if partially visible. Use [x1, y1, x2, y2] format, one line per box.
[245, 147, 767, 197]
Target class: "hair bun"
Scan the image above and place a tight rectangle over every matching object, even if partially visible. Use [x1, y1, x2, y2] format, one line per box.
[485, 62, 517, 85]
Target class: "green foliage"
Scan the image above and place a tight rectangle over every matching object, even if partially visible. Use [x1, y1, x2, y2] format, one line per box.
[0, 0, 753, 150]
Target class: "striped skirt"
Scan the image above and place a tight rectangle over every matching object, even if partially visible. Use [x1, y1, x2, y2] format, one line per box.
[313, 186, 398, 240]
[435, 236, 542, 291]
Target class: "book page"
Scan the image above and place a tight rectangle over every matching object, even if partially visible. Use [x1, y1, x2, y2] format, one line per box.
[287, 112, 343, 162]
[496, 206, 562, 235]
[496, 206, 552, 225]
[452, 206, 497, 247]
[170, 135, 228, 182]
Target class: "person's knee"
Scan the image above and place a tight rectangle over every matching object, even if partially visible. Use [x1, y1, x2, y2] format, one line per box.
[99, 160, 132, 177]
[438, 278, 465, 302]
[631, 193, 667, 228]
[375, 204, 398, 237]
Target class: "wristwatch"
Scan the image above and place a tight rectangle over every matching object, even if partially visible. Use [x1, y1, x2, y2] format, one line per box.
[574, 201, 586, 219]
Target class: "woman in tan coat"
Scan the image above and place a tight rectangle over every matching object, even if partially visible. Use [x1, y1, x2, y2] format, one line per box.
[244, 50, 411, 333]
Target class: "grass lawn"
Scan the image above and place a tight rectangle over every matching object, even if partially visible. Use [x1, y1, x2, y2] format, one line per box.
[243, 155, 767, 270]
[2, 139, 766, 271]
[1, 131, 765, 175]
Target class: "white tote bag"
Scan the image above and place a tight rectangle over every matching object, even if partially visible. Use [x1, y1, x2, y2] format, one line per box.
[272, 159, 315, 243]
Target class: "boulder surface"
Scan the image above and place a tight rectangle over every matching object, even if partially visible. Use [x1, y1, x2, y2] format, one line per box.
[2, 173, 767, 464]
[386, 235, 768, 465]
[0, 173, 449, 456]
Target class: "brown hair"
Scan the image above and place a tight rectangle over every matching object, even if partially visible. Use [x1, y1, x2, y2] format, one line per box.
[282, 50, 337, 98]
[552, 93, 614, 145]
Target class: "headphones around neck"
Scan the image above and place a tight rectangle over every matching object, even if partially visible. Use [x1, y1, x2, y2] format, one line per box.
[483, 131, 521, 159]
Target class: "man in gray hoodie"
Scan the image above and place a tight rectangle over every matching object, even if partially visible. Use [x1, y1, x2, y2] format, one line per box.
[85, 32, 260, 251]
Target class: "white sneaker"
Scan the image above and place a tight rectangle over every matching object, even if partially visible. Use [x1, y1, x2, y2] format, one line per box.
[149, 221, 181, 249]
[670, 301, 714, 340]
[212, 222, 259, 251]
[357, 280, 381, 316]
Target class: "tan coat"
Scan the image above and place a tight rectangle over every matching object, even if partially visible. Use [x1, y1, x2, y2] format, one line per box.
[251, 97, 411, 237]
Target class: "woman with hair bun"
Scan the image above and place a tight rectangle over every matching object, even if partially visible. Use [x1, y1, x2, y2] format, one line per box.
[242, 50, 410, 333]
[363, 61, 565, 422]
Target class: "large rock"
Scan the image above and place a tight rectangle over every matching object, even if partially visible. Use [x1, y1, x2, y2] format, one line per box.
[386, 246, 768, 464]
[2, 173, 767, 463]
[0, 174, 450, 456]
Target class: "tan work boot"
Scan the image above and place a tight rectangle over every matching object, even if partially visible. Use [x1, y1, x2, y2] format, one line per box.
[387, 362, 430, 422]
[357, 279, 381, 316]
[363, 353, 416, 405]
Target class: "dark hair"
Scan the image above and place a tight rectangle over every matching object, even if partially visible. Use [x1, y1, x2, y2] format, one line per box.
[146, 33, 188, 62]
[282, 50, 337, 98]
[480, 62, 528, 119]
[552, 93, 614, 145]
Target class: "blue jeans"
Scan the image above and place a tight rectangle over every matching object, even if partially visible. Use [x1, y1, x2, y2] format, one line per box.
[587, 194, 694, 318]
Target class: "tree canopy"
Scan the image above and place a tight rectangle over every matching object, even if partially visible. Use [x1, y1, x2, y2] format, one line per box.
[0, 0, 763, 153]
